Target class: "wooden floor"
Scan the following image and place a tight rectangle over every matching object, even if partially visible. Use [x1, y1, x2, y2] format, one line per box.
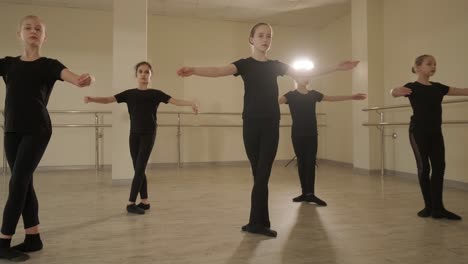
[1, 163, 468, 264]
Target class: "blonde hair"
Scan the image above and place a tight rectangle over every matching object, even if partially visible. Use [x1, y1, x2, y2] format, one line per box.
[18, 15, 45, 31]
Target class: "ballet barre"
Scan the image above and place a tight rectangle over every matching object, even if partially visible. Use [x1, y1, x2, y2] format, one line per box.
[158, 111, 326, 168]
[363, 98, 468, 112]
[362, 98, 468, 176]
[0, 110, 112, 175]
[363, 120, 468, 126]
[157, 111, 324, 168]
[0, 110, 326, 172]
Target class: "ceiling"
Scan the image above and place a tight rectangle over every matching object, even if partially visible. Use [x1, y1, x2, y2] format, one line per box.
[0, 0, 350, 28]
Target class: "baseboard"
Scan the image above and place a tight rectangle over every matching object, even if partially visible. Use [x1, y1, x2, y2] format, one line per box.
[28, 159, 354, 172]
[15, 159, 296, 172]
[111, 178, 132, 186]
[148, 159, 296, 168]
[316, 159, 383, 176]
[146, 160, 252, 168]
[35, 164, 111, 172]
[6, 160, 468, 191]
[352, 167, 382, 176]
[385, 169, 468, 191]
[316, 159, 353, 169]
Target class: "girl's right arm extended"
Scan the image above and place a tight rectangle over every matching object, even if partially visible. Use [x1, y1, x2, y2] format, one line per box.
[322, 93, 367, 102]
[390, 86, 412, 97]
[176, 64, 237, 78]
[84, 96, 116, 104]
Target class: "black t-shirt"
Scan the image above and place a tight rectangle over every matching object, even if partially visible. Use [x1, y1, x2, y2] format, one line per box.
[284, 90, 323, 137]
[0, 56, 66, 133]
[232, 57, 289, 120]
[404, 81, 450, 131]
[115, 88, 171, 133]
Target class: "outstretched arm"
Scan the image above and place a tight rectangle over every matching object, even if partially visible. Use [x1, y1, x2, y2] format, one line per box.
[390, 86, 412, 98]
[286, 60, 359, 80]
[84, 96, 116, 104]
[176, 64, 237, 78]
[168, 98, 199, 114]
[447, 87, 468, 96]
[322, 93, 367, 102]
[61, 69, 95, 87]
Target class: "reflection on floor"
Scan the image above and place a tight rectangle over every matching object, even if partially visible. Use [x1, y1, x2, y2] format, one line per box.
[0, 163, 467, 264]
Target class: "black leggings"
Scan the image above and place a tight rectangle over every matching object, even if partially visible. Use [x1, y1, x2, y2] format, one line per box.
[292, 136, 318, 195]
[409, 128, 445, 211]
[128, 132, 156, 203]
[1, 132, 51, 236]
[243, 119, 279, 228]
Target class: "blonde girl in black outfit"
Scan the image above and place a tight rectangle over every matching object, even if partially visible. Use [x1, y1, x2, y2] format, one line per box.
[0, 15, 94, 261]
[85, 61, 198, 215]
[391, 54, 468, 220]
[177, 22, 358, 237]
[279, 78, 366, 206]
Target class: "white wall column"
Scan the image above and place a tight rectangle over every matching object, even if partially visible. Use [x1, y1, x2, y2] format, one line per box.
[112, 0, 148, 183]
[351, 0, 384, 173]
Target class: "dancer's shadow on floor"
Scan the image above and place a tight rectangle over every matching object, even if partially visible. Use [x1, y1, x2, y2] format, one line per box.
[224, 230, 274, 264]
[281, 203, 336, 264]
[41, 212, 124, 237]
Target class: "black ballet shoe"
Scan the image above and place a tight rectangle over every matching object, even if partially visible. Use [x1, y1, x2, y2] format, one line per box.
[11, 234, 43, 252]
[304, 194, 327, 206]
[137, 203, 150, 210]
[292, 194, 305, 202]
[127, 204, 145, 215]
[417, 207, 432, 218]
[0, 248, 30, 262]
[432, 209, 462, 220]
[241, 224, 277, 238]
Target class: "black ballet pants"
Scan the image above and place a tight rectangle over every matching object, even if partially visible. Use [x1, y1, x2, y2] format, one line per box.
[292, 135, 318, 195]
[2, 132, 51, 235]
[243, 119, 279, 228]
[128, 132, 156, 203]
[409, 128, 445, 212]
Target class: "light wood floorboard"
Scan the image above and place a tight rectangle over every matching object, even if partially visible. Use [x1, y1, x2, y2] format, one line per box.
[1, 163, 467, 264]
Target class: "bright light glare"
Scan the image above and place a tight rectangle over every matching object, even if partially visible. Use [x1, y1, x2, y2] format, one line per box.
[292, 59, 314, 70]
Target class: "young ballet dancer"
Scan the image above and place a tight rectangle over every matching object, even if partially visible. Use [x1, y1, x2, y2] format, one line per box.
[391, 54, 468, 220]
[85, 61, 198, 215]
[279, 78, 366, 206]
[0, 15, 94, 261]
[278, 79, 367, 206]
[177, 22, 359, 237]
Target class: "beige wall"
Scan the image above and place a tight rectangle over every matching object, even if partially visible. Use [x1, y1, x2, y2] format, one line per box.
[382, 0, 468, 183]
[0, 3, 326, 167]
[0, 3, 113, 167]
[311, 0, 468, 184]
[315, 14, 354, 164]
[8, 0, 466, 180]
[149, 16, 320, 163]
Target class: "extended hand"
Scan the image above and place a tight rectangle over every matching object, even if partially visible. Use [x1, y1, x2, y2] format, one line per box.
[176, 67, 195, 77]
[352, 93, 367, 100]
[77, 74, 94, 87]
[337, 61, 360, 71]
